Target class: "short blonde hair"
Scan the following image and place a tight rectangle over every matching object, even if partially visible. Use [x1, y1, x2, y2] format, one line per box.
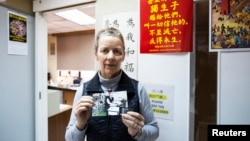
[94, 27, 125, 52]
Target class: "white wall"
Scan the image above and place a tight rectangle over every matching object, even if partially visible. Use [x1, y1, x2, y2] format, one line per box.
[139, 54, 193, 141]
[0, 5, 35, 141]
[218, 51, 250, 124]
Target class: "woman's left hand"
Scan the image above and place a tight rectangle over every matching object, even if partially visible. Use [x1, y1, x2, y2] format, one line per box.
[121, 111, 145, 136]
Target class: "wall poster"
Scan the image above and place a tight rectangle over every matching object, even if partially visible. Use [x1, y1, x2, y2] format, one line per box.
[8, 11, 28, 55]
[144, 83, 174, 120]
[140, 0, 193, 53]
[209, 0, 250, 52]
[102, 12, 138, 79]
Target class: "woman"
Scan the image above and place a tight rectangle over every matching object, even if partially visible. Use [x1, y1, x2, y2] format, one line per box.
[65, 27, 159, 141]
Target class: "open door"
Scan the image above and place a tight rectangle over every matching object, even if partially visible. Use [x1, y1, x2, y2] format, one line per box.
[33, 1, 96, 141]
[34, 11, 48, 141]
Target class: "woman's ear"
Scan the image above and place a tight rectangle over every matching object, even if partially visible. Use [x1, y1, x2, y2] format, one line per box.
[122, 51, 125, 61]
[95, 52, 98, 60]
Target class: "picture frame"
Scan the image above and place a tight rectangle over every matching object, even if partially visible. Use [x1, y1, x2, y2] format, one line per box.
[209, 0, 250, 52]
[50, 42, 55, 55]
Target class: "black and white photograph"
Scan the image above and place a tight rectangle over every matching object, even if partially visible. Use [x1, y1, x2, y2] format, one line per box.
[92, 91, 128, 116]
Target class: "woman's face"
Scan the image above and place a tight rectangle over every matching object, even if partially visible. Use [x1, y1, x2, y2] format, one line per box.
[95, 35, 125, 79]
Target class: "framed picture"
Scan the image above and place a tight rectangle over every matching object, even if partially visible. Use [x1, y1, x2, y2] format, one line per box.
[50, 43, 55, 55]
[209, 0, 250, 52]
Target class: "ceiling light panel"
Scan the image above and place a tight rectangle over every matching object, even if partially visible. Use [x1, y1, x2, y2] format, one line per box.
[55, 9, 95, 25]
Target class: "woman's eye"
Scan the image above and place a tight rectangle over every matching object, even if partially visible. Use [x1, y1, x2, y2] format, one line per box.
[113, 49, 122, 55]
[101, 49, 109, 54]
[100, 48, 123, 56]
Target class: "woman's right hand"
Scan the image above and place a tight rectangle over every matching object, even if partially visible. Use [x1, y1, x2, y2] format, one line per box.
[73, 96, 94, 130]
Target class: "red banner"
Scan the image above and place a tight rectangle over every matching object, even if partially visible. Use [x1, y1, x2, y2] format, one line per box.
[140, 0, 193, 53]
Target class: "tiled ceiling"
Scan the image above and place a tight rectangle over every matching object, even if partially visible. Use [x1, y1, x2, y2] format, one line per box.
[43, 3, 95, 34]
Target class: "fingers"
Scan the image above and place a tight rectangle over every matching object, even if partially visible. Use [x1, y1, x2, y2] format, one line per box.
[121, 112, 145, 136]
[127, 111, 145, 129]
[79, 96, 94, 106]
[127, 111, 145, 121]
[121, 111, 145, 130]
[74, 96, 94, 114]
[132, 121, 139, 129]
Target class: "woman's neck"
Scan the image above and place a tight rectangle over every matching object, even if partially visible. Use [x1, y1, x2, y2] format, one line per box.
[98, 71, 122, 91]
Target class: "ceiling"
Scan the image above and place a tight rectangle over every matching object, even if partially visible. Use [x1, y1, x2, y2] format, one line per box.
[43, 3, 95, 35]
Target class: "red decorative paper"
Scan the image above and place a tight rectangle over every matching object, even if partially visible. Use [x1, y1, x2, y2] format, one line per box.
[140, 0, 193, 53]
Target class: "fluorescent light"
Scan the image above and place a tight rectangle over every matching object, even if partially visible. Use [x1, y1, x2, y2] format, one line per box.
[55, 9, 95, 25]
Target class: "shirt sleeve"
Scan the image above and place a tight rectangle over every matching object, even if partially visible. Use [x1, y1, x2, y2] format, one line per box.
[137, 82, 160, 141]
[65, 85, 86, 141]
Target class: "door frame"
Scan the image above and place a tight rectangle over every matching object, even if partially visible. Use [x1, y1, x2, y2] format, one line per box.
[33, 1, 96, 141]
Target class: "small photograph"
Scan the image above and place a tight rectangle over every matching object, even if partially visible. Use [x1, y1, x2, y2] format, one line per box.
[92, 91, 128, 117]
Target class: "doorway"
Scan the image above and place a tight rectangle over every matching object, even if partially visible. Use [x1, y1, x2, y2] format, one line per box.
[34, 1, 96, 141]
[194, 1, 217, 141]
[44, 4, 95, 141]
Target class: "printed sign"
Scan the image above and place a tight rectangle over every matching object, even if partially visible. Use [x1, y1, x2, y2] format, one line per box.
[8, 11, 28, 55]
[145, 83, 174, 120]
[140, 0, 193, 53]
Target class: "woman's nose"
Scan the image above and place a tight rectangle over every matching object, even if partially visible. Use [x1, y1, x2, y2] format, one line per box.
[107, 51, 114, 58]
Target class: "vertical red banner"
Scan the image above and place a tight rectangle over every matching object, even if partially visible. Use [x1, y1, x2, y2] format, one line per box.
[140, 0, 193, 53]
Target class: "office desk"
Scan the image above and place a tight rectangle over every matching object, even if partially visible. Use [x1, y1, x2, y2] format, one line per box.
[48, 104, 72, 141]
[48, 85, 77, 106]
